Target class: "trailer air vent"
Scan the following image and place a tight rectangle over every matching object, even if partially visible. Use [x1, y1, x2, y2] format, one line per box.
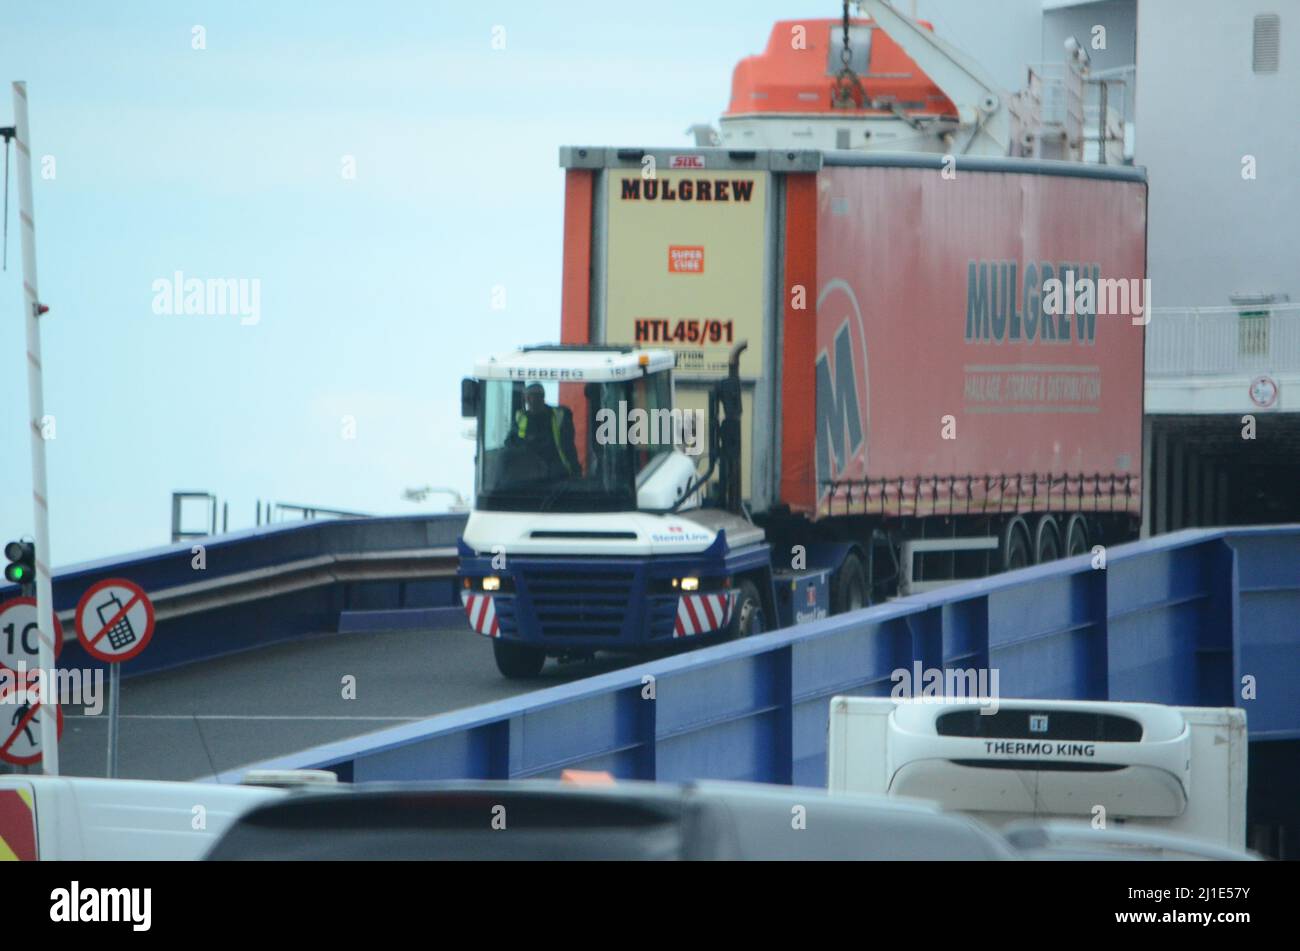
[616, 148, 646, 162]
[1253, 14, 1280, 73]
[727, 150, 757, 161]
[530, 531, 638, 540]
[936, 709, 1144, 742]
[950, 760, 1127, 773]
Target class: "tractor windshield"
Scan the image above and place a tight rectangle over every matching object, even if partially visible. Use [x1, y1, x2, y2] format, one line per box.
[475, 372, 675, 513]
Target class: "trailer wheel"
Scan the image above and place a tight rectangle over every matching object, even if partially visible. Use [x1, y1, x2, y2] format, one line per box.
[727, 579, 764, 639]
[1034, 515, 1062, 563]
[492, 639, 547, 679]
[832, 553, 869, 614]
[1064, 515, 1089, 557]
[1001, 518, 1031, 571]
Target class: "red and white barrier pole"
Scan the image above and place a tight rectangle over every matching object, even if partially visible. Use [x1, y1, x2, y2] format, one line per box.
[13, 80, 58, 774]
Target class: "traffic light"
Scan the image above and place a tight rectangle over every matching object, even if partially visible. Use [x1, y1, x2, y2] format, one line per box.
[4, 540, 35, 587]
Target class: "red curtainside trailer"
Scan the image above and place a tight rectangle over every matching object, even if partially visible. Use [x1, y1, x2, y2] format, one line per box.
[558, 146, 1146, 597]
[805, 160, 1146, 521]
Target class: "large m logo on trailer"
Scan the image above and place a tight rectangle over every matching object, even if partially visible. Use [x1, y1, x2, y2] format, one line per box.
[815, 321, 865, 491]
[815, 277, 871, 493]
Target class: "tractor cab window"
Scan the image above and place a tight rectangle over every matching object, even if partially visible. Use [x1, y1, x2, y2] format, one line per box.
[475, 372, 674, 513]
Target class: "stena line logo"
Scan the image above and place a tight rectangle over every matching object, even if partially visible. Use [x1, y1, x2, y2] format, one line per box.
[50, 881, 151, 931]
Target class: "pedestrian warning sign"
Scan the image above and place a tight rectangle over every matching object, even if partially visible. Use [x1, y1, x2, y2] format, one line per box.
[0, 596, 65, 767]
[0, 693, 63, 766]
[75, 578, 155, 664]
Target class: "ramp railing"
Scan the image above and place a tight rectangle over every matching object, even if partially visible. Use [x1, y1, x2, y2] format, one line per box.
[212, 525, 1300, 786]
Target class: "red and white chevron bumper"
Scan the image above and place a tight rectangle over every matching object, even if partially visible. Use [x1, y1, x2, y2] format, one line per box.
[462, 591, 500, 637]
[674, 591, 735, 638]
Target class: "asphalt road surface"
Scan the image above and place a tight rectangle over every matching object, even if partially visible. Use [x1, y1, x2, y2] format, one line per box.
[49, 621, 634, 781]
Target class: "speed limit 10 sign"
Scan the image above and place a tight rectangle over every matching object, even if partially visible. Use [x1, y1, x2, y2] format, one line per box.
[0, 596, 64, 679]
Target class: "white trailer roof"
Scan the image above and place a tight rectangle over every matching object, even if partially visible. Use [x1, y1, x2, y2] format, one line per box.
[473, 346, 676, 382]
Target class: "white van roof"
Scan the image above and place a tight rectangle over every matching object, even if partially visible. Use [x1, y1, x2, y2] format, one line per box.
[1, 775, 285, 860]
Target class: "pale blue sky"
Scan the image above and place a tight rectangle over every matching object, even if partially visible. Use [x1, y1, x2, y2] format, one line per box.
[0, 1, 1041, 565]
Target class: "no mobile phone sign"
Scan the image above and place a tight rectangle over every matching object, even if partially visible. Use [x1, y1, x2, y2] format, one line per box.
[75, 578, 155, 664]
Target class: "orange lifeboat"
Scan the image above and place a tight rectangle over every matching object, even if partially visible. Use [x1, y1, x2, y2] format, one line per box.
[718, 18, 962, 152]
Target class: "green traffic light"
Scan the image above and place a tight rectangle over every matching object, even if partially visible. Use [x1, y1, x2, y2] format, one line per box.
[5, 539, 35, 585]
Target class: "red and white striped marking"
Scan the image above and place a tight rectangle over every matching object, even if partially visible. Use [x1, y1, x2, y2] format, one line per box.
[462, 591, 500, 637]
[674, 592, 735, 638]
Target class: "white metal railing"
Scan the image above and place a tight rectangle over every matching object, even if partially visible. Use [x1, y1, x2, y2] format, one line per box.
[1016, 61, 1134, 165]
[1081, 72, 1129, 165]
[1025, 62, 1084, 147]
[1145, 304, 1300, 376]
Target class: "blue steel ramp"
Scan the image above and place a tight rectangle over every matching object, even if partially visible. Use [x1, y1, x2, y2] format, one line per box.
[213, 526, 1300, 787]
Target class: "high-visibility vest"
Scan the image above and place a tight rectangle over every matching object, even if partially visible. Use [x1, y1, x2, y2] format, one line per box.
[515, 406, 576, 474]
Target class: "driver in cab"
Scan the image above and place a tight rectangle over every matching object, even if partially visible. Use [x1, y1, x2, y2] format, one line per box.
[509, 382, 580, 480]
